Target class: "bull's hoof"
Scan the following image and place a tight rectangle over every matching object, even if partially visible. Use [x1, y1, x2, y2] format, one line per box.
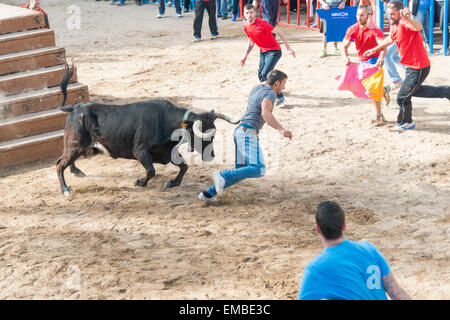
[162, 180, 179, 191]
[62, 188, 72, 197]
[134, 178, 148, 187]
[72, 169, 86, 177]
[162, 181, 171, 191]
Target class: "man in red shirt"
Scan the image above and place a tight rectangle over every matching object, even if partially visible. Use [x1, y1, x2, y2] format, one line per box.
[342, 4, 388, 126]
[21, 0, 50, 29]
[364, 1, 450, 132]
[240, 4, 295, 105]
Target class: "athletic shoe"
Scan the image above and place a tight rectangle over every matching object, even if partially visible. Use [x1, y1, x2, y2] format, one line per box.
[183, 8, 189, 13]
[198, 192, 217, 203]
[274, 95, 285, 106]
[320, 49, 327, 58]
[402, 121, 416, 130]
[193, 36, 201, 42]
[213, 171, 225, 196]
[157, 13, 164, 18]
[177, 13, 183, 18]
[211, 34, 218, 40]
[383, 85, 390, 106]
[333, 48, 341, 55]
[221, 15, 228, 20]
[231, 14, 237, 21]
[389, 122, 405, 132]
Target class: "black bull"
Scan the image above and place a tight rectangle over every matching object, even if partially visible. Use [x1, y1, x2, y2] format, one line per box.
[56, 66, 238, 196]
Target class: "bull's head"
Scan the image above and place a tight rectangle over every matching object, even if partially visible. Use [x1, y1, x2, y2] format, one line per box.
[188, 110, 239, 162]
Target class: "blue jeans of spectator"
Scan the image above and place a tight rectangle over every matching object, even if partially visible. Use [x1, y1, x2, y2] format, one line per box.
[413, 7, 430, 44]
[385, 43, 403, 84]
[258, 50, 282, 82]
[206, 127, 265, 196]
[232, 0, 239, 16]
[159, 0, 181, 14]
[261, 0, 279, 27]
[218, 0, 228, 16]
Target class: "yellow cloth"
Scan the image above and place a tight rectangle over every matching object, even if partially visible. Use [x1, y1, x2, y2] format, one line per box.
[362, 68, 384, 102]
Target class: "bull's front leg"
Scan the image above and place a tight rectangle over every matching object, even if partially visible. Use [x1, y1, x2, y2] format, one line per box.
[162, 153, 188, 191]
[133, 147, 155, 187]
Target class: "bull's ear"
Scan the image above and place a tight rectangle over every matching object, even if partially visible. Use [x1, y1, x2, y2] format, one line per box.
[209, 109, 216, 119]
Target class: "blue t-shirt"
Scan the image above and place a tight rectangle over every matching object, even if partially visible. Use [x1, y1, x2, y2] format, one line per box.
[298, 240, 391, 300]
[240, 84, 276, 133]
[317, 7, 358, 42]
[418, 0, 430, 9]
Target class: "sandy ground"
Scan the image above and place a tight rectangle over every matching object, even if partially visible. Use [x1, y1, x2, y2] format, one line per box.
[0, 0, 449, 299]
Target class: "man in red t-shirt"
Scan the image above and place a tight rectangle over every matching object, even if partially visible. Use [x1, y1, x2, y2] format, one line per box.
[21, 0, 50, 29]
[364, 1, 449, 132]
[240, 4, 295, 105]
[342, 4, 389, 126]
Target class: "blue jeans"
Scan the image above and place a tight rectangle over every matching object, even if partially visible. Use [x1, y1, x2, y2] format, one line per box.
[384, 43, 403, 84]
[261, 0, 279, 27]
[413, 7, 430, 44]
[218, 0, 228, 16]
[159, 0, 181, 14]
[205, 127, 265, 196]
[258, 50, 282, 82]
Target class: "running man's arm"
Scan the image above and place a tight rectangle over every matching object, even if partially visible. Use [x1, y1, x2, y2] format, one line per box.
[240, 40, 255, 67]
[272, 27, 296, 58]
[382, 272, 412, 300]
[261, 98, 292, 139]
[341, 38, 352, 66]
[363, 36, 394, 57]
[401, 7, 423, 31]
[375, 38, 387, 67]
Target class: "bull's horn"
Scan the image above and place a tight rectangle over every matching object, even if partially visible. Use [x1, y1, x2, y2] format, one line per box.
[215, 113, 239, 124]
[193, 120, 216, 139]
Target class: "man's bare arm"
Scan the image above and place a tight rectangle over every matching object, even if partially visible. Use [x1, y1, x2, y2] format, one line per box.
[342, 38, 352, 65]
[382, 273, 412, 300]
[273, 27, 296, 58]
[241, 41, 255, 67]
[261, 98, 292, 139]
[364, 36, 394, 57]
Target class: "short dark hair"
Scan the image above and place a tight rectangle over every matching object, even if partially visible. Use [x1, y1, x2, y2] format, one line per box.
[315, 201, 345, 240]
[266, 70, 288, 86]
[244, 3, 255, 11]
[358, 4, 372, 14]
[387, 0, 404, 11]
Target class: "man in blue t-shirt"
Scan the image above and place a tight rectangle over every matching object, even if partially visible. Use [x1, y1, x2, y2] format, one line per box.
[298, 201, 411, 300]
[198, 70, 293, 203]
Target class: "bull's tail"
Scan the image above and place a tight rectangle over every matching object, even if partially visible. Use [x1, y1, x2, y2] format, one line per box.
[59, 63, 74, 111]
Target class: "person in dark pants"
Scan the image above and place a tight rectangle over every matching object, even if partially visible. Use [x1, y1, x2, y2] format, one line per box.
[193, 0, 219, 41]
[364, 1, 450, 132]
[252, 0, 285, 27]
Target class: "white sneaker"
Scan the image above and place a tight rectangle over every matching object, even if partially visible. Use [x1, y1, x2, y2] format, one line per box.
[177, 13, 182, 18]
[389, 122, 405, 132]
[157, 13, 164, 18]
[213, 171, 225, 196]
[198, 192, 217, 202]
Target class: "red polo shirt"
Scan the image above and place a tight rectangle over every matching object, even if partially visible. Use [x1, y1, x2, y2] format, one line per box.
[243, 18, 281, 52]
[390, 19, 430, 69]
[345, 23, 385, 61]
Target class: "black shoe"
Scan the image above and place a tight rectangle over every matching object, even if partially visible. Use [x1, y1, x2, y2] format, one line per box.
[183, 8, 189, 13]
[135, 0, 142, 5]
[221, 15, 228, 20]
